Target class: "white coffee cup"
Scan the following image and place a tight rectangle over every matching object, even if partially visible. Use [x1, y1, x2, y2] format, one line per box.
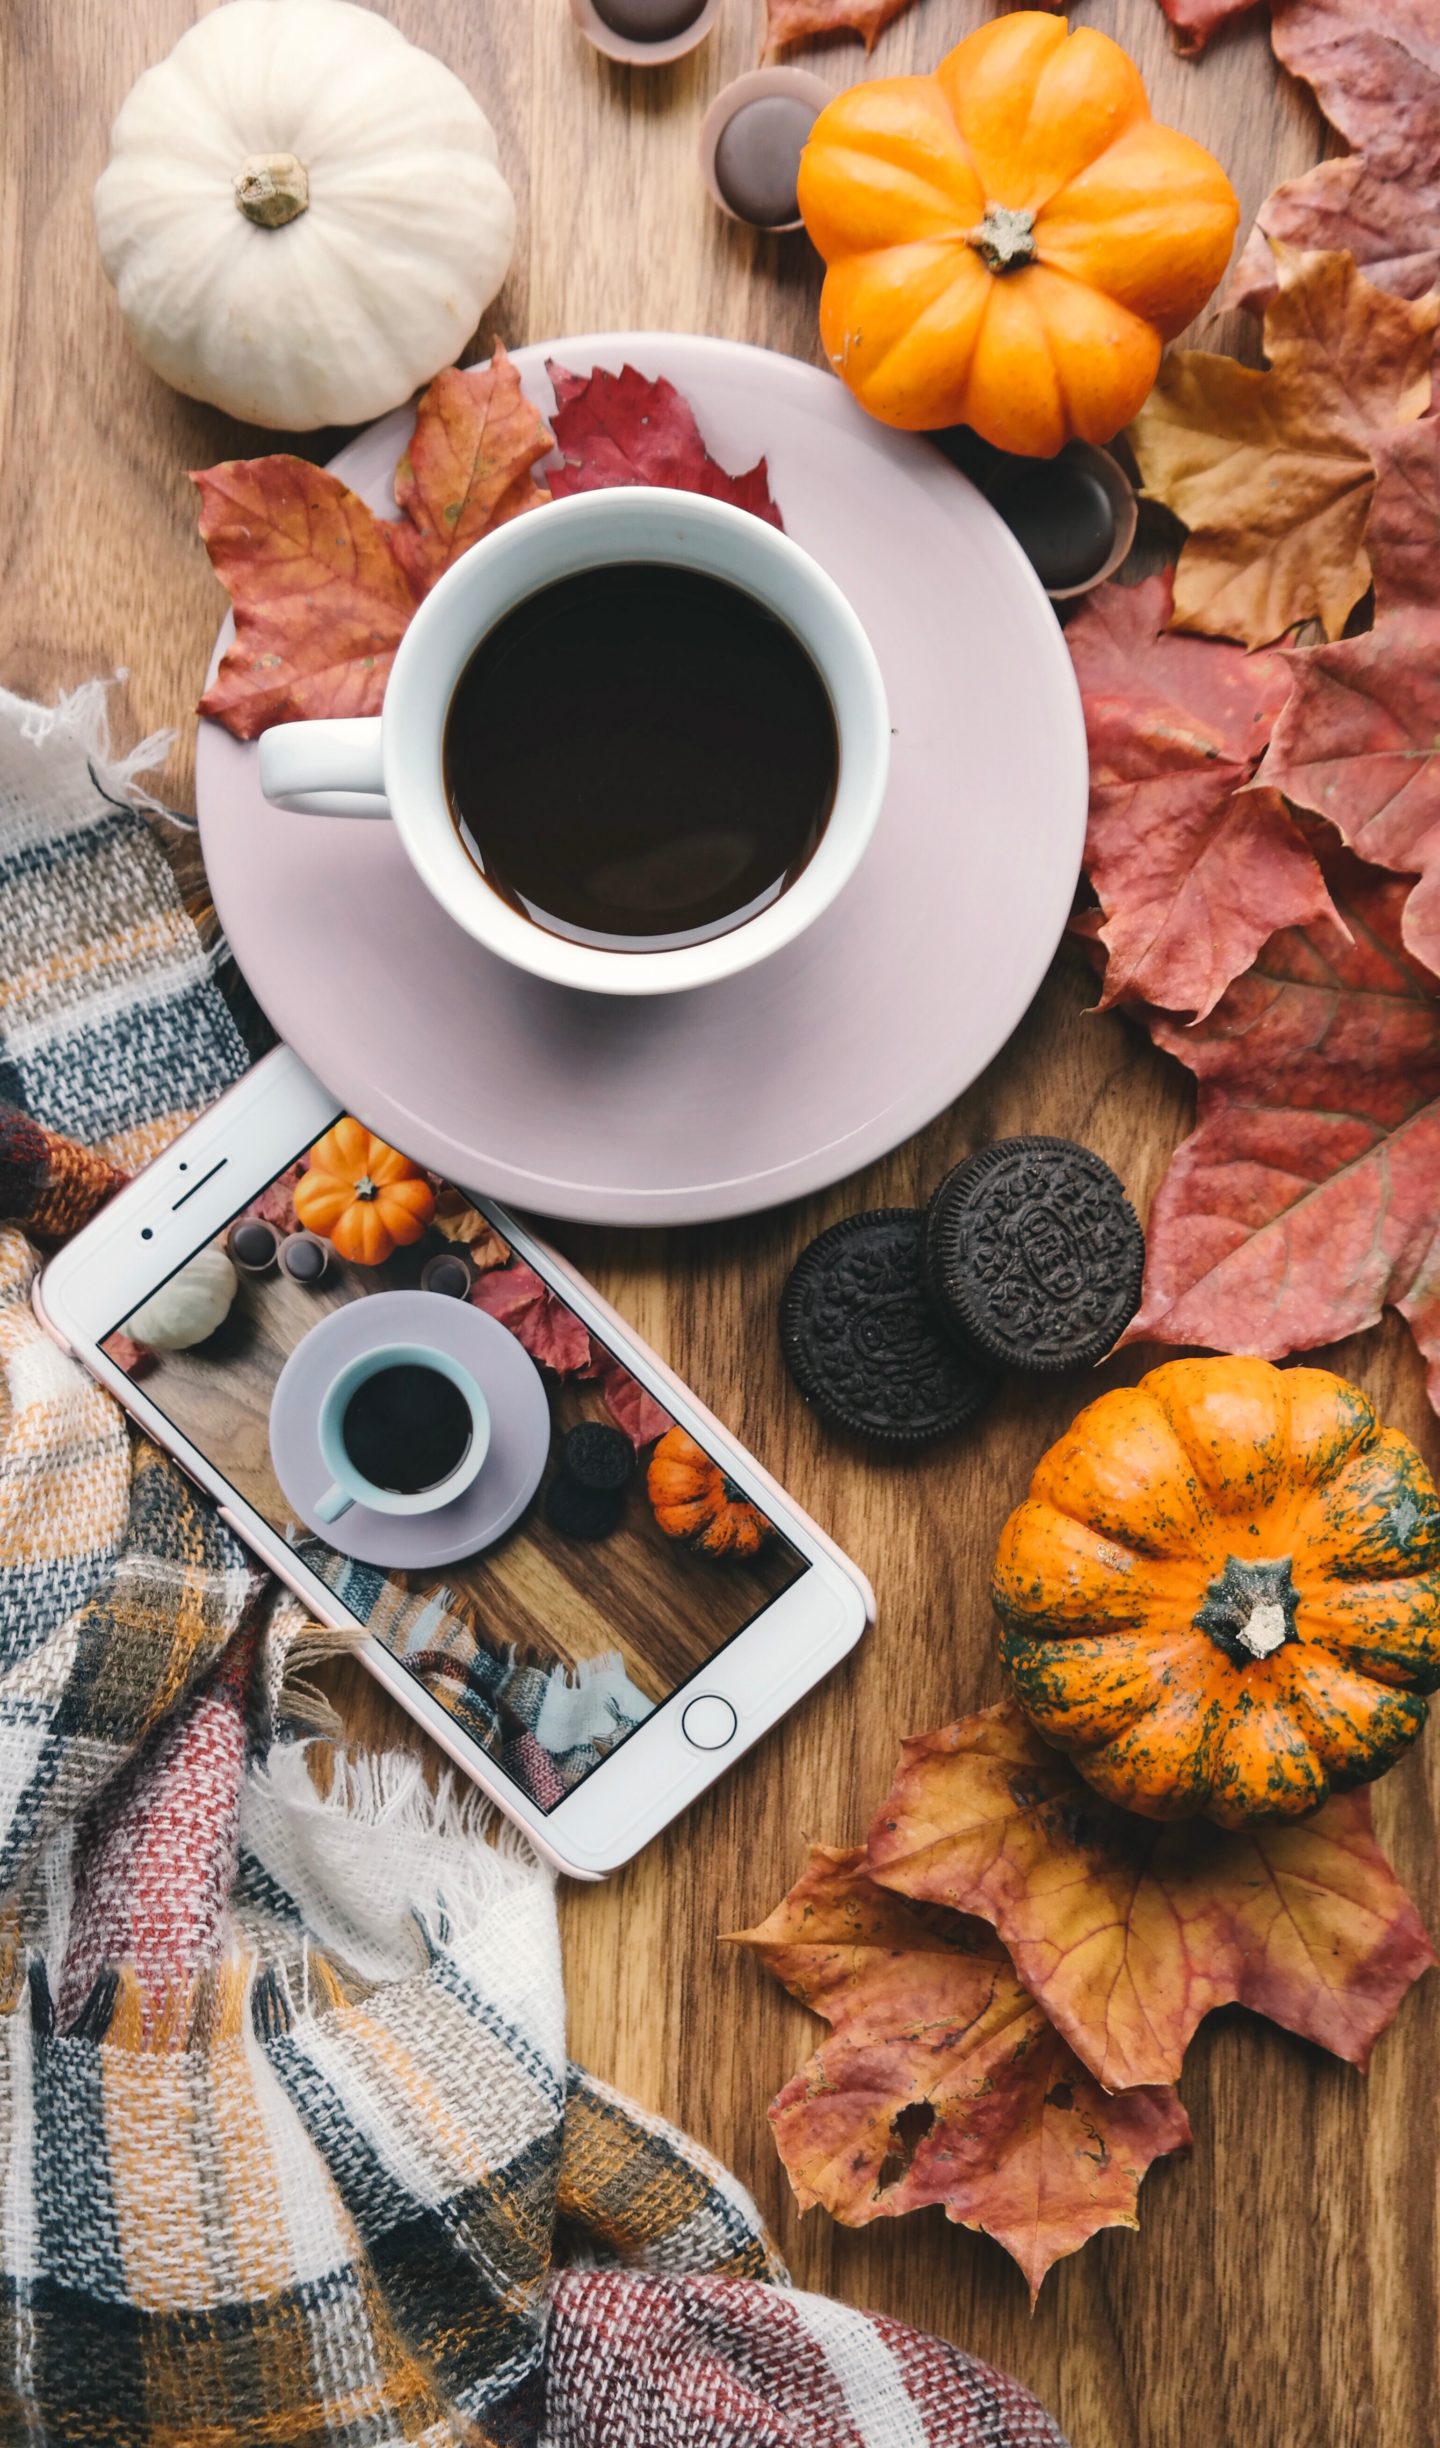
[257, 487, 889, 998]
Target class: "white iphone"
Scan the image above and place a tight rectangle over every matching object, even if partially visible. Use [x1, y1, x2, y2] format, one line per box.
[36, 1047, 871, 1877]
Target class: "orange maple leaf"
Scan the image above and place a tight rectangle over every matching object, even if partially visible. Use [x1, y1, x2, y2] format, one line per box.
[194, 345, 552, 740]
[731, 1841, 1189, 2299]
[867, 1701, 1435, 2093]
[1129, 247, 1437, 648]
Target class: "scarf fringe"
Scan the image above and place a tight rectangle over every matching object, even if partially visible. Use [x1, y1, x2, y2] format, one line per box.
[2, 674, 176, 819]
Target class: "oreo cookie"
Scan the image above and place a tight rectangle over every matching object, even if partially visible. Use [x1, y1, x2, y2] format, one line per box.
[925, 1138, 1144, 1373]
[561, 1422, 635, 1494]
[780, 1208, 998, 1446]
[544, 1475, 624, 1541]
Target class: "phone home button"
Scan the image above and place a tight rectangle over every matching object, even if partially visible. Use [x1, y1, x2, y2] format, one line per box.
[681, 1694, 738, 1751]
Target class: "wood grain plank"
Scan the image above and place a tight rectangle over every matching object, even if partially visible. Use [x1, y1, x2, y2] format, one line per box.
[3, 6, 1434, 2444]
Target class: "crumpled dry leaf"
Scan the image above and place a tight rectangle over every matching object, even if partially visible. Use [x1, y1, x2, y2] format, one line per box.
[1066, 570, 1339, 1019]
[471, 1258, 594, 1375]
[1129, 247, 1437, 647]
[1115, 827, 1440, 1405]
[732, 1842, 1190, 2297]
[1229, 160, 1440, 321]
[430, 1184, 512, 1274]
[1256, 420, 1440, 981]
[1270, 0, 1440, 171]
[1229, 3, 1440, 315]
[763, 0, 917, 51]
[546, 362, 783, 529]
[586, 1351, 675, 1452]
[868, 1702, 1435, 2092]
[195, 347, 551, 739]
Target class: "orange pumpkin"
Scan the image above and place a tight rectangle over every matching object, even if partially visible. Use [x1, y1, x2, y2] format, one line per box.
[647, 1428, 772, 1560]
[798, 13, 1239, 458]
[993, 1357, 1440, 1828]
[294, 1118, 435, 1266]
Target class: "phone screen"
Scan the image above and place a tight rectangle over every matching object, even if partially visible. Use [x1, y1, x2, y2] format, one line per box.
[102, 1116, 807, 1814]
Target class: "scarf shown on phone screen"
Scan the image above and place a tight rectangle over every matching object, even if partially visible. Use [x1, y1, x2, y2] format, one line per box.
[0, 681, 1070, 2448]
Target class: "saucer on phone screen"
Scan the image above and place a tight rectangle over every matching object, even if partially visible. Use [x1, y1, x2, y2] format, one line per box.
[269, 1291, 551, 1569]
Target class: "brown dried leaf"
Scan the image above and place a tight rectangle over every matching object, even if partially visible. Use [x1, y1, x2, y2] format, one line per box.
[1256, 419, 1440, 979]
[763, 0, 918, 52]
[733, 1843, 1189, 2298]
[1228, 4, 1440, 316]
[868, 1703, 1435, 2092]
[1129, 247, 1437, 647]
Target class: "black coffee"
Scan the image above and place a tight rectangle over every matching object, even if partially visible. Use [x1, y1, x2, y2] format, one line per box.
[443, 563, 838, 951]
[342, 1363, 472, 1494]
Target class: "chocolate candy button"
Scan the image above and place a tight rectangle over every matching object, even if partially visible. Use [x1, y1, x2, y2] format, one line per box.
[714, 95, 816, 228]
[278, 1229, 330, 1284]
[594, 0, 705, 36]
[992, 456, 1116, 593]
[226, 1217, 278, 1273]
[421, 1247, 476, 1299]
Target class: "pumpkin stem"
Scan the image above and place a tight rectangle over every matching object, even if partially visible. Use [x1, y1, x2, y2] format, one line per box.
[1194, 1556, 1299, 1665]
[234, 153, 310, 229]
[354, 1175, 378, 1203]
[967, 203, 1038, 275]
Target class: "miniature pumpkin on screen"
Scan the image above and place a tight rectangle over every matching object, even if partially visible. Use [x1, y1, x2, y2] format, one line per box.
[93, 0, 516, 432]
[647, 1429, 773, 1560]
[294, 1119, 435, 1266]
[992, 1357, 1440, 1828]
[797, 12, 1239, 458]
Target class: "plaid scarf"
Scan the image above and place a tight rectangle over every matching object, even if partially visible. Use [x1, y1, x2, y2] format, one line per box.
[0, 680, 1069, 2448]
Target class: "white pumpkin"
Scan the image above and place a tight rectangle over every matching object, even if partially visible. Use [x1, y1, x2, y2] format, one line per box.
[93, 0, 517, 431]
[126, 1246, 238, 1351]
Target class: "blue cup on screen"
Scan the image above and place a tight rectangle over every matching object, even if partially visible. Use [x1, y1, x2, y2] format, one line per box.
[314, 1342, 491, 1523]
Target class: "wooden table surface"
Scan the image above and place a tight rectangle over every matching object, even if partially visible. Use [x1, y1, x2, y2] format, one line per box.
[5, 7, 1437, 2446]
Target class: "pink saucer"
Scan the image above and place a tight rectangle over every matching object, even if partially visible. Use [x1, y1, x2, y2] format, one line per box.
[196, 335, 1087, 1227]
[269, 1292, 552, 1568]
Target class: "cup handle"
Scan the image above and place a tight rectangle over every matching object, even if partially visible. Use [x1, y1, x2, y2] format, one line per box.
[258, 717, 389, 821]
[314, 1482, 355, 1524]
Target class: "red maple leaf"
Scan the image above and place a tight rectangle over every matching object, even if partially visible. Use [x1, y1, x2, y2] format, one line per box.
[586, 1351, 675, 1451]
[545, 362, 783, 529]
[470, 1258, 594, 1376]
[1257, 421, 1440, 981]
[195, 346, 552, 740]
[1067, 572, 1339, 1020]
[1121, 829, 1440, 1411]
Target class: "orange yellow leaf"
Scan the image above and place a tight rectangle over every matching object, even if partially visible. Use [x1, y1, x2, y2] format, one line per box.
[867, 1701, 1435, 2092]
[1129, 247, 1437, 648]
[392, 344, 552, 591]
[732, 1842, 1189, 2298]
